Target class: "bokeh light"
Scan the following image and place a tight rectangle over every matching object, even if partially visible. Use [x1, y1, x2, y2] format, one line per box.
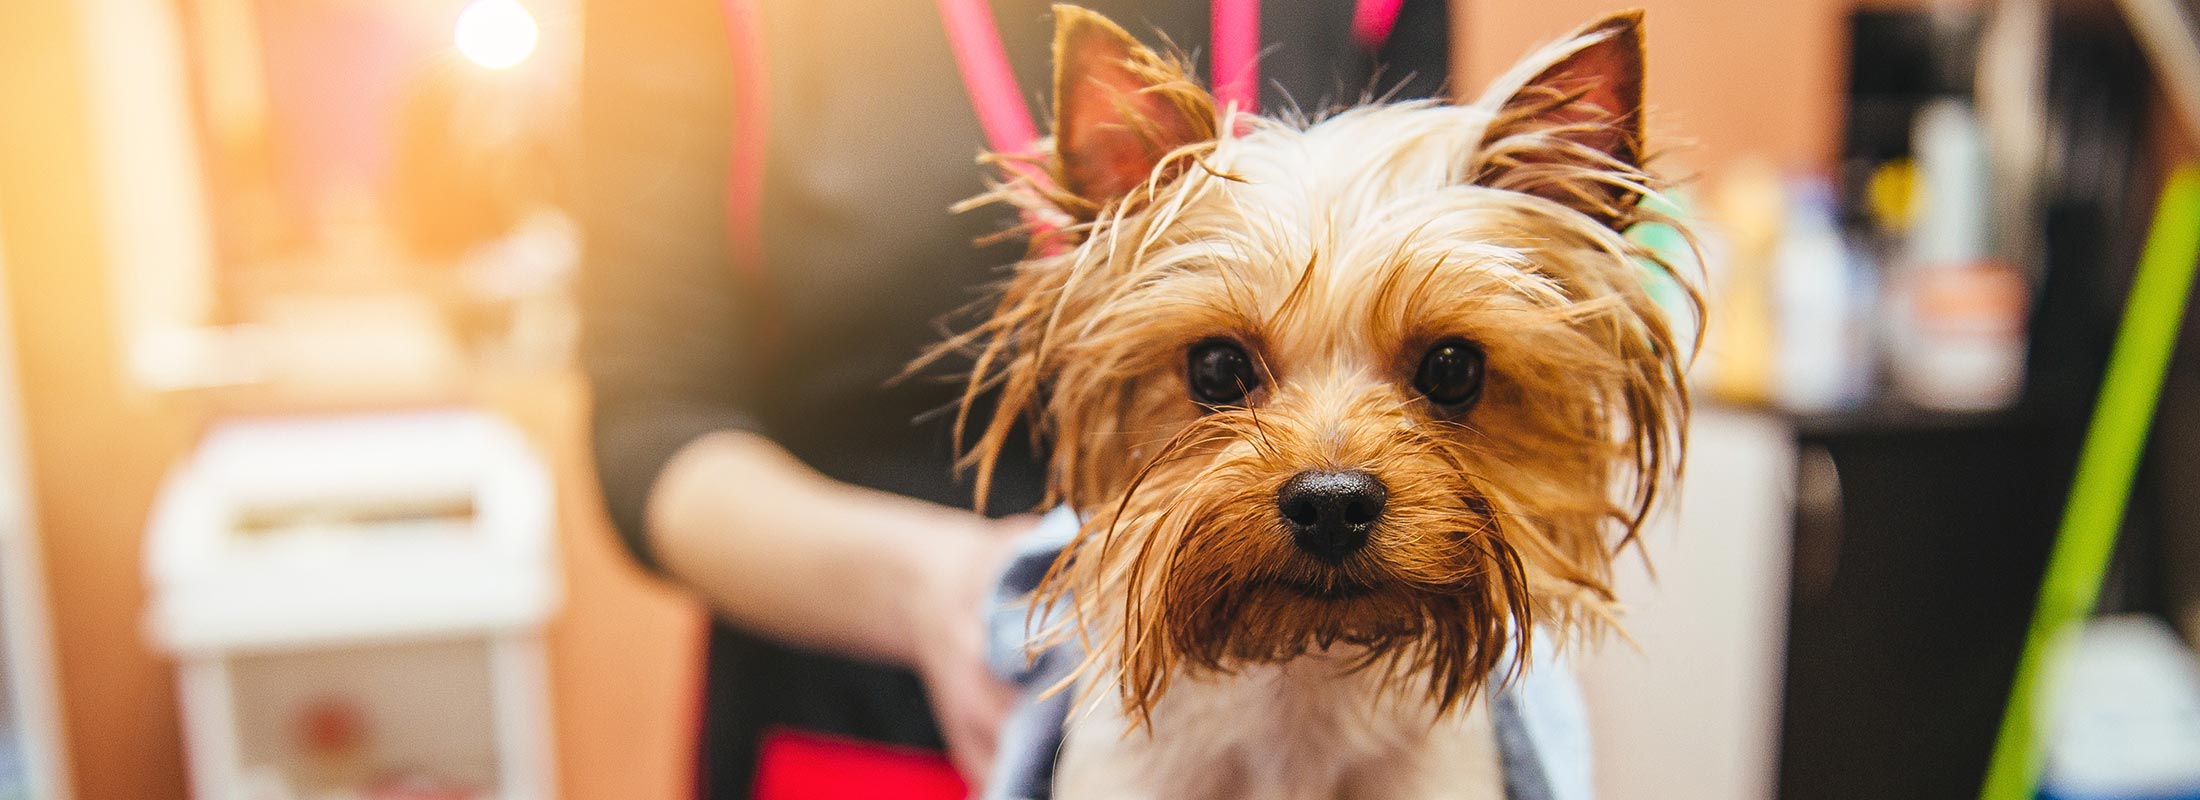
[454, 0, 537, 70]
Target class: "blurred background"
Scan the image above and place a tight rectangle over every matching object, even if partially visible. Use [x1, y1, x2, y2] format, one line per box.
[0, 0, 2196, 799]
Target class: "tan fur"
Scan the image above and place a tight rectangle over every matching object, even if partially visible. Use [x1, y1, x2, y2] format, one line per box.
[923, 7, 1699, 792]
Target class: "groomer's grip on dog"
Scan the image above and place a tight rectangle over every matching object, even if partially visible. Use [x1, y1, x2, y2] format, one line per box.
[576, 1, 1071, 792]
[580, 1, 1457, 796]
[646, 431, 1028, 780]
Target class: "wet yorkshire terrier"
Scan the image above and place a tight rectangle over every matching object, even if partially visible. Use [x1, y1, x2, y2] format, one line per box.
[932, 6, 1698, 798]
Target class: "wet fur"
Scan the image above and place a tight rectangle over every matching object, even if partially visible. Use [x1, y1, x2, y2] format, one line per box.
[924, 7, 1698, 797]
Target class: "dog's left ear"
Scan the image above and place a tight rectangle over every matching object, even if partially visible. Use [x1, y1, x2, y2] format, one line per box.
[1468, 10, 1647, 230]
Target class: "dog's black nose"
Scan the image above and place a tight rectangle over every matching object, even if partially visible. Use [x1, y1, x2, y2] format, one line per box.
[1276, 469, 1386, 563]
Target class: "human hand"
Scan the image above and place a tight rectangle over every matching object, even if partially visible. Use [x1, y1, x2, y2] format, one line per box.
[908, 513, 1037, 792]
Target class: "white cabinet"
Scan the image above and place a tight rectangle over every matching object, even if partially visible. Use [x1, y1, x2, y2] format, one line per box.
[145, 411, 557, 800]
[1576, 406, 1797, 800]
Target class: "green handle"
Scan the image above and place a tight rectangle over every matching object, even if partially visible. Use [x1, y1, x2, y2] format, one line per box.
[1980, 165, 2200, 800]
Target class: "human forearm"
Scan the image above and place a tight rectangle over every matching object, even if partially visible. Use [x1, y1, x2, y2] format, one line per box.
[645, 428, 996, 666]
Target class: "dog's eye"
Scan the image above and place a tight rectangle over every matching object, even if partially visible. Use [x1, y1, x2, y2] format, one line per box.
[1414, 339, 1486, 409]
[1186, 339, 1259, 405]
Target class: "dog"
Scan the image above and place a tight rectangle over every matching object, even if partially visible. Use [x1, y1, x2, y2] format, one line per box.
[940, 7, 1696, 798]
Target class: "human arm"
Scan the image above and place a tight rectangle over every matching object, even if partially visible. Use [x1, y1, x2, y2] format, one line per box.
[577, 0, 1018, 781]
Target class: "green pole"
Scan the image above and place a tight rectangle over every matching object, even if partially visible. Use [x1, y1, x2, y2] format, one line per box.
[1980, 165, 2200, 800]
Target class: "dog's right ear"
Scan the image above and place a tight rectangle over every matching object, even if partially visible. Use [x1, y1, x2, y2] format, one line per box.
[1050, 5, 1217, 218]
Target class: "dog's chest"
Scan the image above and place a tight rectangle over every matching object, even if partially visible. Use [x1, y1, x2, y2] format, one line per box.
[1053, 663, 1505, 800]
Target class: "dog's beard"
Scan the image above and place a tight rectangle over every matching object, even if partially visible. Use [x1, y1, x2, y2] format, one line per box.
[1039, 406, 1543, 720]
[1151, 496, 1532, 713]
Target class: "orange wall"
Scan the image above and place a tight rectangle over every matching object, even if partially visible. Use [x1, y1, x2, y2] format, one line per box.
[0, 3, 703, 800]
[0, 1, 195, 797]
[1456, 0, 1851, 178]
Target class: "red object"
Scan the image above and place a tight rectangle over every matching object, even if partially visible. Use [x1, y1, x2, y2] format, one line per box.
[1352, 0, 1404, 50]
[753, 727, 967, 800]
[300, 697, 368, 754]
[719, 0, 779, 347]
[1210, 0, 1261, 113]
[935, 0, 1043, 163]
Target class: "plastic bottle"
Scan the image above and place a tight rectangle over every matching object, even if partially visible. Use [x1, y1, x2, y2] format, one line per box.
[1889, 99, 2028, 412]
[1774, 178, 1867, 413]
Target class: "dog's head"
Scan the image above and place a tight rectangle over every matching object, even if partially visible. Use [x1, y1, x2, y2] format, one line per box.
[944, 5, 1695, 718]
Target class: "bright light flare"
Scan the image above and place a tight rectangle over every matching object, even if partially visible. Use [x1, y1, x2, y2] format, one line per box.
[454, 0, 538, 70]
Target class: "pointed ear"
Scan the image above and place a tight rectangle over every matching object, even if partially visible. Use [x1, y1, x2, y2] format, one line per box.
[1050, 5, 1217, 217]
[1470, 10, 1648, 229]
